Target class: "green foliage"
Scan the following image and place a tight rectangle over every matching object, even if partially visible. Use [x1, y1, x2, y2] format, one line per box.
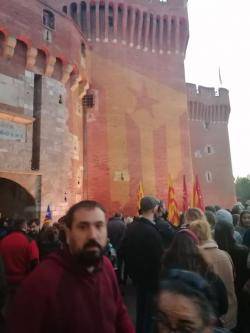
[235, 176, 250, 204]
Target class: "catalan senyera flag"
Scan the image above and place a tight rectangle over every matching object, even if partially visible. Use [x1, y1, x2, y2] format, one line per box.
[167, 176, 180, 226]
[136, 182, 144, 211]
[192, 175, 205, 211]
[44, 205, 52, 224]
[183, 175, 189, 212]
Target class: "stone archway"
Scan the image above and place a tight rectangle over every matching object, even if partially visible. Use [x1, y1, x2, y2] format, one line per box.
[0, 177, 36, 220]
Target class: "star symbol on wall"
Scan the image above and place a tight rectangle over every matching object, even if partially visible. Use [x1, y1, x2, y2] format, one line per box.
[128, 84, 158, 117]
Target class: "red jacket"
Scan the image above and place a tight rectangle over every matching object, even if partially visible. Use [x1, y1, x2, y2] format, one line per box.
[6, 249, 135, 333]
[0, 231, 39, 286]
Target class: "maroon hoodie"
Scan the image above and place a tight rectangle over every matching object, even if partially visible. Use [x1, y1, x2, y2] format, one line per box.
[6, 249, 135, 333]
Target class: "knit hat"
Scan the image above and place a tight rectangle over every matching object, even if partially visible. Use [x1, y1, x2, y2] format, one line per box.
[140, 196, 160, 212]
[216, 209, 233, 225]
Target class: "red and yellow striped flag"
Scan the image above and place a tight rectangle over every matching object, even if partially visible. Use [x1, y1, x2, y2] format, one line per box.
[192, 175, 205, 211]
[167, 176, 180, 226]
[136, 182, 144, 211]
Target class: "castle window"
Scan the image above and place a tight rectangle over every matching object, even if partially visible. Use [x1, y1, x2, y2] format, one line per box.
[82, 92, 95, 109]
[43, 10, 55, 30]
[205, 145, 214, 155]
[205, 171, 213, 183]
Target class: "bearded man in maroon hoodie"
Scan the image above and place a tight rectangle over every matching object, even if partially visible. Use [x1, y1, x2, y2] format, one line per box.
[6, 200, 135, 333]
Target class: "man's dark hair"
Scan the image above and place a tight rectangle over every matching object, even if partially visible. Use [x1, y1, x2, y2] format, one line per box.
[205, 206, 216, 213]
[64, 200, 106, 229]
[28, 218, 40, 226]
[13, 219, 27, 231]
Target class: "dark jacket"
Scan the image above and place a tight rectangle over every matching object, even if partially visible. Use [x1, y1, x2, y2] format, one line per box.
[155, 217, 175, 248]
[6, 249, 134, 333]
[229, 244, 250, 296]
[107, 217, 126, 252]
[0, 256, 6, 310]
[121, 217, 164, 290]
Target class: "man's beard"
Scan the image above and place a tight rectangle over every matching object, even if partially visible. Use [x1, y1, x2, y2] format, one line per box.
[75, 239, 104, 268]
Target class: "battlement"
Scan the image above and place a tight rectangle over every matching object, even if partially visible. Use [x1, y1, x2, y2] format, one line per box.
[186, 83, 231, 123]
[0, 0, 89, 90]
[59, 0, 189, 56]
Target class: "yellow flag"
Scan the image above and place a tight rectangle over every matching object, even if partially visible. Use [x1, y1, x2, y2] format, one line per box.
[136, 182, 144, 211]
[167, 176, 180, 226]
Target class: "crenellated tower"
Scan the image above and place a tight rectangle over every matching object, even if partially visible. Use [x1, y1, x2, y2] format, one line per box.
[0, 0, 90, 219]
[187, 83, 236, 208]
[52, 0, 193, 214]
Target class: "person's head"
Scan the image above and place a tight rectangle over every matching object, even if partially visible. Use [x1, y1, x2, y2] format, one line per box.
[156, 270, 216, 333]
[140, 196, 160, 220]
[13, 219, 27, 233]
[28, 218, 40, 235]
[214, 205, 221, 212]
[204, 211, 216, 230]
[231, 203, 244, 215]
[232, 214, 240, 227]
[113, 212, 123, 219]
[205, 206, 216, 213]
[240, 210, 250, 228]
[157, 200, 167, 219]
[216, 209, 233, 226]
[214, 220, 235, 253]
[189, 219, 212, 244]
[162, 230, 209, 277]
[184, 208, 206, 226]
[64, 200, 107, 268]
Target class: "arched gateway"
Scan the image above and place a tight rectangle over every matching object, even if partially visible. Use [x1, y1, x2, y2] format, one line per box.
[0, 178, 36, 220]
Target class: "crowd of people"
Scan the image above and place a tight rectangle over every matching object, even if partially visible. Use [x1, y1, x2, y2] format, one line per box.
[0, 198, 250, 333]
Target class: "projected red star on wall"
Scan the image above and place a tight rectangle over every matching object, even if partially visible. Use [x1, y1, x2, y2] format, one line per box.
[128, 84, 158, 117]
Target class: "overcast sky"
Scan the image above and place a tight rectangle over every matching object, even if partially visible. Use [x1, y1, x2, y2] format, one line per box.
[185, 0, 250, 178]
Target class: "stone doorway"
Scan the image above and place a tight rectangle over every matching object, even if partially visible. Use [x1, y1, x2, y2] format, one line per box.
[0, 177, 36, 220]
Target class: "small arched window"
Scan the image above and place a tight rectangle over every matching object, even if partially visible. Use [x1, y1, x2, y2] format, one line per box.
[43, 9, 55, 30]
[205, 171, 213, 183]
[205, 145, 214, 155]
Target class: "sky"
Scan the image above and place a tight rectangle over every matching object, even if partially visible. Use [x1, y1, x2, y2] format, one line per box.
[185, 0, 250, 178]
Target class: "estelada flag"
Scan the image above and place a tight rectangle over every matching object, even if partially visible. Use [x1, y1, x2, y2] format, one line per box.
[183, 175, 189, 212]
[44, 205, 52, 223]
[192, 175, 205, 211]
[136, 182, 144, 211]
[167, 176, 180, 226]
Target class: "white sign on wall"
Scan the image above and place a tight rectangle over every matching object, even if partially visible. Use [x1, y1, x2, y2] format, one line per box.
[0, 119, 26, 142]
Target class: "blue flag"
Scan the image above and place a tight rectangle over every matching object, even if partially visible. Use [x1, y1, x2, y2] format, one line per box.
[44, 205, 52, 222]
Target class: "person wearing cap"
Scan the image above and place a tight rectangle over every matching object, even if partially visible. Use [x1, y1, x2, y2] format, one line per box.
[216, 209, 242, 244]
[121, 196, 164, 333]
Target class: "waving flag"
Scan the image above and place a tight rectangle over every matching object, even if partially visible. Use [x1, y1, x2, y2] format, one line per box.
[167, 176, 180, 226]
[183, 175, 189, 212]
[192, 175, 205, 211]
[136, 182, 144, 211]
[44, 205, 52, 224]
